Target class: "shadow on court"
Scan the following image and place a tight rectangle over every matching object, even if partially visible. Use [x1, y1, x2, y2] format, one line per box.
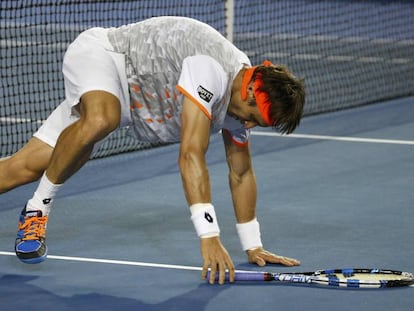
[0, 274, 225, 311]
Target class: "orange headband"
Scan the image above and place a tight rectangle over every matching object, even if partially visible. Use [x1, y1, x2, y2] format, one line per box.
[240, 60, 274, 126]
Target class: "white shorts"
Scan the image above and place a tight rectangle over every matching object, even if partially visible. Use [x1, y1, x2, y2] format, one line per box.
[34, 27, 131, 149]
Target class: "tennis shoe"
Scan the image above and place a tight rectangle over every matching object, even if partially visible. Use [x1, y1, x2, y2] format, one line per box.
[15, 207, 48, 264]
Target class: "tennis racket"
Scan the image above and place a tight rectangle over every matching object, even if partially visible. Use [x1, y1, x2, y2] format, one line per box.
[208, 268, 414, 289]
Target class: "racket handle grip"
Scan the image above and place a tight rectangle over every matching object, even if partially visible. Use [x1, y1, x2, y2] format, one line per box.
[235, 271, 273, 281]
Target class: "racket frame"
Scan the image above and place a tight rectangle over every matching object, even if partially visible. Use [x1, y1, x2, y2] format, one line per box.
[210, 268, 414, 289]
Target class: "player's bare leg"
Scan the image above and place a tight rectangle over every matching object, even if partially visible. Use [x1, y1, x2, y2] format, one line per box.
[0, 137, 52, 194]
[45, 90, 121, 184]
[15, 90, 121, 264]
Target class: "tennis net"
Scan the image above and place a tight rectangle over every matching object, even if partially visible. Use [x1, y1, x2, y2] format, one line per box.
[1, 0, 413, 158]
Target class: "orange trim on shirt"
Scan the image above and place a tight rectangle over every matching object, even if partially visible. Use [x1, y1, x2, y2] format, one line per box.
[176, 85, 211, 120]
[222, 129, 249, 148]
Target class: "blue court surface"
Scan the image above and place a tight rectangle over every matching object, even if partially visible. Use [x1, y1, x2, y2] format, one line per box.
[1, 97, 413, 310]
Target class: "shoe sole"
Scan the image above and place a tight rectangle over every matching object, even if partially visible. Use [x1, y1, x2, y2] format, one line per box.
[16, 247, 48, 264]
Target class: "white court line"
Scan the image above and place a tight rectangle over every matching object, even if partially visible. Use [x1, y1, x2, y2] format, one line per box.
[251, 131, 414, 145]
[1, 251, 413, 286]
[0, 251, 202, 271]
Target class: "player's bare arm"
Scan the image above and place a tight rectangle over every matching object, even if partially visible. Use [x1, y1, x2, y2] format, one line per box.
[179, 96, 235, 285]
[178, 97, 211, 204]
[222, 131, 301, 267]
[222, 131, 257, 222]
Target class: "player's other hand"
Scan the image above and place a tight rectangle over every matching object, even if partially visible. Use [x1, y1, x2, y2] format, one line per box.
[200, 236, 235, 285]
[247, 247, 301, 267]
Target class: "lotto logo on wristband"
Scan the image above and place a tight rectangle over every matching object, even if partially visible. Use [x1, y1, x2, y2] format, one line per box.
[204, 212, 214, 223]
[190, 203, 220, 238]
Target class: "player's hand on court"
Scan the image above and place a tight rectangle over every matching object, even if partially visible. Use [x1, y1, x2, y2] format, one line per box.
[247, 247, 301, 267]
[200, 236, 235, 285]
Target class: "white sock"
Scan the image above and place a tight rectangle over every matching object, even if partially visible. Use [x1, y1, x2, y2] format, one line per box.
[26, 173, 62, 215]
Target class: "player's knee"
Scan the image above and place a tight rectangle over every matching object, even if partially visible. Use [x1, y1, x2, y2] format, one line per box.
[71, 115, 118, 147]
[78, 93, 121, 142]
[83, 113, 119, 138]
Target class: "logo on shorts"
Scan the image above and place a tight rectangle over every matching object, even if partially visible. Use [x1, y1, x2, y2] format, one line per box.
[197, 85, 213, 103]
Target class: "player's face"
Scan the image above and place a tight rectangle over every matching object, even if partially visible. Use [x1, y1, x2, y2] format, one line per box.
[228, 106, 267, 129]
[228, 72, 270, 128]
[227, 88, 268, 129]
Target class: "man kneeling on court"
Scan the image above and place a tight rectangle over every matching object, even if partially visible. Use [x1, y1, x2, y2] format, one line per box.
[0, 16, 305, 284]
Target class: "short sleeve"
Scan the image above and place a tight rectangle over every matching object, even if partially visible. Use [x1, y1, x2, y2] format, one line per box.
[222, 114, 250, 147]
[177, 55, 226, 119]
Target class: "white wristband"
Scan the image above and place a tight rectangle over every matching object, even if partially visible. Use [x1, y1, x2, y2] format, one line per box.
[236, 218, 263, 251]
[190, 203, 220, 238]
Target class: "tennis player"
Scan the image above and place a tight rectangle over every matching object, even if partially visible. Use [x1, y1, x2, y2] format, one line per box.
[0, 16, 305, 284]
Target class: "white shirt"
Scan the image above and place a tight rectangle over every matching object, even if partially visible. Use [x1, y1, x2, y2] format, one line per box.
[107, 16, 251, 145]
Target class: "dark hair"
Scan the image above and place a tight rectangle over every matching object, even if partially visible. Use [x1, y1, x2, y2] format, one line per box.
[253, 64, 305, 134]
